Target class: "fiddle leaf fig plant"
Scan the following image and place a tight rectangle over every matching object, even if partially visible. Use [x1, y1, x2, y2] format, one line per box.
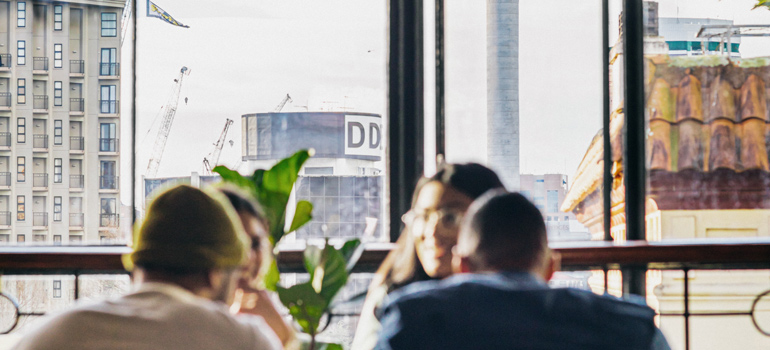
[215, 149, 364, 350]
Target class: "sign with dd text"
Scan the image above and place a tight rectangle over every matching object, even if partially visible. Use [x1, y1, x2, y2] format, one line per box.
[345, 114, 382, 157]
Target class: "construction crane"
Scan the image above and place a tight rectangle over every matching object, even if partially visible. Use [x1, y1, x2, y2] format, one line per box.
[146, 66, 190, 178]
[274, 94, 292, 112]
[202, 119, 234, 175]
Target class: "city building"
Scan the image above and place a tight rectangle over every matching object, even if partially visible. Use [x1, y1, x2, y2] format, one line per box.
[519, 173, 589, 242]
[0, 0, 124, 245]
[660, 17, 740, 58]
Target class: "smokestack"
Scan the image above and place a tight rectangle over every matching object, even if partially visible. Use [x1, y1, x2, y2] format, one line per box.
[487, 0, 520, 190]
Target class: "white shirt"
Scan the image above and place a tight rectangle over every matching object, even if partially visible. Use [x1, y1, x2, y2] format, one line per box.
[12, 282, 282, 350]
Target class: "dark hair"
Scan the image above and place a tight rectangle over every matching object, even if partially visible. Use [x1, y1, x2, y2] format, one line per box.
[458, 192, 547, 272]
[376, 163, 505, 291]
[219, 187, 267, 228]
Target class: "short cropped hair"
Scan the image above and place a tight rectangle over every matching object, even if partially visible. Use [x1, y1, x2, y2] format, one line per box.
[457, 191, 548, 272]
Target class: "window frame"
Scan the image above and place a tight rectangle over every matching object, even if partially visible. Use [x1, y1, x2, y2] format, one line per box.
[54, 158, 62, 183]
[16, 195, 24, 221]
[54, 81, 63, 106]
[54, 120, 62, 145]
[54, 44, 63, 69]
[53, 196, 62, 222]
[16, 117, 25, 143]
[16, 41, 25, 66]
[54, 5, 63, 31]
[101, 12, 117, 37]
[17, 78, 25, 104]
[17, 2, 25, 28]
[16, 156, 24, 183]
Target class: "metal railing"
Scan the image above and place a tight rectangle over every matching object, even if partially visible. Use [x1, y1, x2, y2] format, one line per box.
[69, 175, 84, 189]
[33, 173, 48, 188]
[99, 138, 118, 152]
[99, 100, 119, 114]
[69, 60, 84, 74]
[33, 57, 48, 71]
[99, 213, 119, 227]
[32, 134, 48, 149]
[70, 98, 84, 112]
[0, 54, 11, 68]
[32, 212, 47, 227]
[0, 133, 10, 147]
[0, 172, 10, 186]
[0, 92, 11, 107]
[0, 211, 9, 226]
[33, 95, 48, 110]
[69, 213, 84, 227]
[99, 63, 119, 76]
[70, 136, 84, 151]
[99, 175, 118, 190]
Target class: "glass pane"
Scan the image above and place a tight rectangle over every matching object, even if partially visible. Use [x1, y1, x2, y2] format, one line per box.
[443, 1, 596, 242]
[136, 0, 389, 248]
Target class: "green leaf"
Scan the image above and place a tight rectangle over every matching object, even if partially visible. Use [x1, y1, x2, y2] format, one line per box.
[303, 242, 349, 304]
[289, 200, 313, 233]
[276, 283, 327, 335]
[262, 150, 311, 195]
[338, 239, 363, 273]
[263, 258, 280, 292]
[212, 166, 255, 192]
[317, 343, 344, 350]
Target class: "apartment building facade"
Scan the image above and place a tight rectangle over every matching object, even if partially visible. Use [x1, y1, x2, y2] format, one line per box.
[0, 0, 123, 245]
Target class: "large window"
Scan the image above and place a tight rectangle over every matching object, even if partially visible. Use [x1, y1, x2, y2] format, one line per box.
[100, 85, 116, 113]
[17, 79, 25, 104]
[16, 195, 24, 221]
[54, 81, 62, 106]
[16, 157, 24, 182]
[17, 2, 25, 27]
[54, 120, 62, 145]
[54, 158, 62, 183]
[53, 196, 62, 222]
[101, 12, 117, 37]
[100, 48, 117, 76]
[16, 117, 25, 143]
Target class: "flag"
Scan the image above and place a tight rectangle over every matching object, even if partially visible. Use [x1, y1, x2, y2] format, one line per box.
[147, 0, 189, 28]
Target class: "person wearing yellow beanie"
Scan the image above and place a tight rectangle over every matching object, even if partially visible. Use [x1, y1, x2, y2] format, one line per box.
[12, 185, 283, 350]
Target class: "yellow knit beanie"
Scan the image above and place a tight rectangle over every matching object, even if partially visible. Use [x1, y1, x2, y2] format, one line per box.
[123, 185, 249, 271]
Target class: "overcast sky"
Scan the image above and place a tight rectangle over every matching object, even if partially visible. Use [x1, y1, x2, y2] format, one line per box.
[129, 0, 770, 194]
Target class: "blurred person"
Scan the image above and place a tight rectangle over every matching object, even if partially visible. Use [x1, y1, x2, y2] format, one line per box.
[219, 187, 296, 348]
[375, 192, 670, 350]
[352, 163, 505, 350]
[12, 185, 282, 350]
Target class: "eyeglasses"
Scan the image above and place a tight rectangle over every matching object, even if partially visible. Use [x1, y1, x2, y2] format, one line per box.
[402, 208, 465, 236]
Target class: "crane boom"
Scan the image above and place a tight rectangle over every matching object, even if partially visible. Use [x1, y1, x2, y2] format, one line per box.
[202, 119, 234, 175]
[146, 66, 190, 178]
[274, 94, 292, 112]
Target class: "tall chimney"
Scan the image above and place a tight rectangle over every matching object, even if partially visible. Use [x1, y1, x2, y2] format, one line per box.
[487, 0, 520, 190]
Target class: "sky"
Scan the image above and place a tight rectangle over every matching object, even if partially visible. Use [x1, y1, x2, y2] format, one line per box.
[127, 0, 770, 201]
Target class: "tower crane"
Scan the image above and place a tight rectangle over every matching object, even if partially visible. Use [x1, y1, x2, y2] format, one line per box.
[274, 94, 292, 112]
[202, 118, 234, 175]
[146, 66, 190, 178]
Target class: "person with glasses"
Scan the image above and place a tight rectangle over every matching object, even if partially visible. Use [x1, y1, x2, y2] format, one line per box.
[375, 192, 670, 350]
[352, 163, 505, 350]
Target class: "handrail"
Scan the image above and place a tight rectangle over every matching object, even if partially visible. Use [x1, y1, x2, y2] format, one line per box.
[1, 239, 770, 274]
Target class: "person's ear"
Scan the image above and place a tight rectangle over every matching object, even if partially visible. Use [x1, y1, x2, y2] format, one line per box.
[542, 250, 561, 281]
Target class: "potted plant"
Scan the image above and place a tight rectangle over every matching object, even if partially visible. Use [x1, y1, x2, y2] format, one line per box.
[215, 149, 363, 350]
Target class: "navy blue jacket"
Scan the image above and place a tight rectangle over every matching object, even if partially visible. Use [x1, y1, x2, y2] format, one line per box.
[375, 271, 669, 350]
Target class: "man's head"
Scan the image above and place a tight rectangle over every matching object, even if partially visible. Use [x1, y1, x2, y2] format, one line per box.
[124, 185, 250, 302]
[453, 191, 556, 279]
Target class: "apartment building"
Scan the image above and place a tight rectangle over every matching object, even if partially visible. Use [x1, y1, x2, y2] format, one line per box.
[0, 0, 123, 245]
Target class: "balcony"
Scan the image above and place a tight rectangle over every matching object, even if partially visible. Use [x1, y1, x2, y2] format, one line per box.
[33, 173, 48, 189]
[33, 57, 48, 73]
[99, 138, 119, 153]
[32, 212, 48, 228]
[0, 92, 11, 110]
[69, 60, 84, 76]
[100, 213, 119, 228]
[0, 172, 11, 188]
[99, 175, 118, 190]
[99, 100, 119, 115]
[0, 133, 10, 148]
[0, 54, 11, 70]
[0, 211, 9, 227]
[70, 137, 84, 152]
[32, 134, 48, 150]
[69, 98, 84, 114]
[99, 63, 119, 78]
[33, 95, 48, 111]
[69, 213, 84, 228]
[69, 175, 84, 190]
